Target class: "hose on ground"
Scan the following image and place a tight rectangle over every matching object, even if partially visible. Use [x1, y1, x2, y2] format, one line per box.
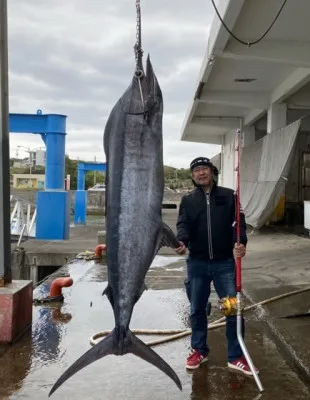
[90, 286, 310, 348]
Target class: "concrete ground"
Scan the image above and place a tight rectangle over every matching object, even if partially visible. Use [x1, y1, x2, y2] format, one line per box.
[241, 227, 310, 387]
[0, 256, 309, 400]
[2, 209, 310, 399]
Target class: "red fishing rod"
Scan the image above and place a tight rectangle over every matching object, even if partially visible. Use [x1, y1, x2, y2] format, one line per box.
[235, 127, 263, 393]
[235, 128, 242, 293]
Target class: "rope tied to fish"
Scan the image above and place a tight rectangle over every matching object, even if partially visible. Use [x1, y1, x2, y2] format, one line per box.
[133, 0, 147, 114]
[134, 0, 143, 78]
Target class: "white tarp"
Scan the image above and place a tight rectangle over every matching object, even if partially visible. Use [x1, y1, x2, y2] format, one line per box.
[241, 119, 301, 229]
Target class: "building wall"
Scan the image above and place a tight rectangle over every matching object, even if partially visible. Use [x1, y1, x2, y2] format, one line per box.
[211, 153, 221, 172]
[286, 130, 310, 203]
[12, 174, 45, 189]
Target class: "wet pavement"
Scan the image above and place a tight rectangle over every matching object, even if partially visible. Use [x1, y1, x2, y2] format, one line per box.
[1, 255, 310, 399]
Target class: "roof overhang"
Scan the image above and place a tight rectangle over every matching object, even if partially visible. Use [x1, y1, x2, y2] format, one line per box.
[181, 0, 310, 145]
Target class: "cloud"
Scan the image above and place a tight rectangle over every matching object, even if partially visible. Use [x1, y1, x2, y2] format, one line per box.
[8, 0, 220, 167]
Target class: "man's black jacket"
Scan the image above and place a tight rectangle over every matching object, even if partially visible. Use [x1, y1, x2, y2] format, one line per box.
[176, 184, 247, 260]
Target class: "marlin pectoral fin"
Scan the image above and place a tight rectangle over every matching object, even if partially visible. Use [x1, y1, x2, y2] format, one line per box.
[159, 222, 181, 249]
[141, 281, 148, 293]
[102, 285, 114, 308]
[103, 283, 147, 306]
[134, 282, 148, 303]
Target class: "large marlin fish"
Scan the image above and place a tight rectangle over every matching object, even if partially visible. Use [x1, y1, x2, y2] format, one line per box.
[49, 56, 182, 396]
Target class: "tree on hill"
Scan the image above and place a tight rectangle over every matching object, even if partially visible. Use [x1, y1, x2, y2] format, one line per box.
[65, 155, 105, 190]
[11, 154, 192, 190]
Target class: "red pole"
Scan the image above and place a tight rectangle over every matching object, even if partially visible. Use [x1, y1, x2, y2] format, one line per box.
[236, 129, 242, 293]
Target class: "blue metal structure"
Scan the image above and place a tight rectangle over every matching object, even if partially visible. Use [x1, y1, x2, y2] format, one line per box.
[9, 110, 70, 240]
[74, 162, 106, 224]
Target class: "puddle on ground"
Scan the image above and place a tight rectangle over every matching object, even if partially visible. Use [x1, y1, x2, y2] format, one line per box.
[1, 259, 310, 399]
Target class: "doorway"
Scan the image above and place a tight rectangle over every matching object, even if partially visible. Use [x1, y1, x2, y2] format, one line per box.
[299, 151, 310, 202]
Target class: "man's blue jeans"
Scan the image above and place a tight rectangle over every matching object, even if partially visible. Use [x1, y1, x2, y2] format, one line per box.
[186, 256, 245, 362]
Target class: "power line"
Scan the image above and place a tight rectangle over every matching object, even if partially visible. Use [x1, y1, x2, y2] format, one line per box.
[210, 0, 287, 46]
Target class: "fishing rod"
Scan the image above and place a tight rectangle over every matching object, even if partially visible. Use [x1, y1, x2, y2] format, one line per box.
[218, 125, 263, 392]
[235, 126, 264, 393]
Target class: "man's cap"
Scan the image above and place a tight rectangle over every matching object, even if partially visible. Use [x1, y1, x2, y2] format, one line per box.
[190, 157, 213, 171]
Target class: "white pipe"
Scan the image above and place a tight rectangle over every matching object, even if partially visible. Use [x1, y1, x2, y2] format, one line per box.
[26, 203, 31, 232]
[10, 201, 18, 224]
[17, 223, 26, 247]
[28, 208, 36, 237]
[16, 202, 22, 231]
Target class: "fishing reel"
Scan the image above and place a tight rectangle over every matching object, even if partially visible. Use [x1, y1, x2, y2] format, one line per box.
[218, 297, 239, 317]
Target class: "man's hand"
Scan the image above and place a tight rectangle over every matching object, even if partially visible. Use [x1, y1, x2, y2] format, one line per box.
[175, 241, 187, 255]
[234, 243, 246, 258]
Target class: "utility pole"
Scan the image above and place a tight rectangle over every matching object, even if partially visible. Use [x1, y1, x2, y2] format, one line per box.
[0, 0, 12, 286]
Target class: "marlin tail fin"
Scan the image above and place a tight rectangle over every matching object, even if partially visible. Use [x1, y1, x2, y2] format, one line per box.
[49, 328, 182, 396]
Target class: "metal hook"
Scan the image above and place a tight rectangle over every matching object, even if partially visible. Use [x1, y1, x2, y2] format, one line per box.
[135, 69, 144, 79]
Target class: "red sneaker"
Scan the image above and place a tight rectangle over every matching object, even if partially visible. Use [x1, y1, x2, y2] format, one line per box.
[186, 349, 208, 370]
[228, 356, 259, 376]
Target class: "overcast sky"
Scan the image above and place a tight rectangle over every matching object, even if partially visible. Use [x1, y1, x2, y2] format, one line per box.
[7, 0, 220, 168]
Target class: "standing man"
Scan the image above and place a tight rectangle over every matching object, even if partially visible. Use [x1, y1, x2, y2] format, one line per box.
[174, 157, 259, 376]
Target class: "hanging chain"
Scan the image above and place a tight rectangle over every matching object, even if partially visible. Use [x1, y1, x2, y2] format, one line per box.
[134, 0, 143, 78]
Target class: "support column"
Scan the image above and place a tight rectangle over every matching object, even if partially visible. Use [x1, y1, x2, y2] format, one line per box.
[36, 121, 70, 240]
[266, 103, 287, 228]
[267, 103, 287, 134]
[0, 0, 33, 344]
[0, 0, 11, 286]
[220, 135, 224, 186]
[45, 129, 66, 190]
[74, 165, 87, 225]
[242, 126, 255, 147]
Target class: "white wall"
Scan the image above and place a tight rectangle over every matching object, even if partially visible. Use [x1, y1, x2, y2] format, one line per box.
[222, 129, 236, 190]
